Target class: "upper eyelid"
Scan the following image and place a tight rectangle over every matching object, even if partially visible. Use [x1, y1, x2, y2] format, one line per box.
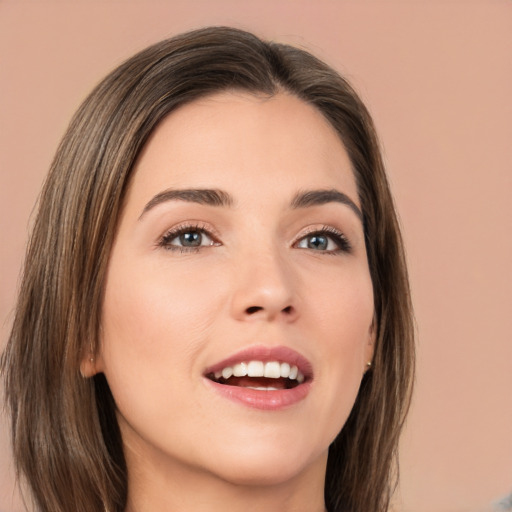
[293, 225, 347, 241]
[160, 222, 219, 239]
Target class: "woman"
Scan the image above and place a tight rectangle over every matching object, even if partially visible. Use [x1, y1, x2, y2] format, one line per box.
[1, 27, 414, 512]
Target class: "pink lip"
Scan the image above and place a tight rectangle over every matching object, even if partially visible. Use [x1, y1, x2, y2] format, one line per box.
[204, 379, 312, 410]
[203, 345, 313, 411]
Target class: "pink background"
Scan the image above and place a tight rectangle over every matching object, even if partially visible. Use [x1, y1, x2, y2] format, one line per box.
[1, 1, 511, 511]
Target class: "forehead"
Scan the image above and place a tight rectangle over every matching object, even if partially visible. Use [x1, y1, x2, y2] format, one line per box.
[128, 91, 359, 207]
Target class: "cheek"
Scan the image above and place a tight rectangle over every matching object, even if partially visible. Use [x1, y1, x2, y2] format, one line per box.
[303, 267, 374, 437]
[306, 262, 374, 351]
[102, 257, 219, 352]
[326, 274, 373, 377]
[98, 256, 227, 409]
[98, 257, 226, 438]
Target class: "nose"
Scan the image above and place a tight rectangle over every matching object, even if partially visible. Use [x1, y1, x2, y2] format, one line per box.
[230, 249, 299, 323]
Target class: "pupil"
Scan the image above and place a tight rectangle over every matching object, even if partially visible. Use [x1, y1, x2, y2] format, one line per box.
[180, 231, 201, 247]
[308, 235, 328, 250]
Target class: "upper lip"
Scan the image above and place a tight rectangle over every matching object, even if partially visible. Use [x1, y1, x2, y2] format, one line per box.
[203, 345, 314, 380]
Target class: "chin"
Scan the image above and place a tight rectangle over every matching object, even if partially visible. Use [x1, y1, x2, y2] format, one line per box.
[203, 441, 327, 487]
[213, 463, 309, 487]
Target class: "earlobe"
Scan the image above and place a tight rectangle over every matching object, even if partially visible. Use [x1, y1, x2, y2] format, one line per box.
[80, 332, 105, 377]
[80, 354, 98, 378]
[364, 319, 376, 373]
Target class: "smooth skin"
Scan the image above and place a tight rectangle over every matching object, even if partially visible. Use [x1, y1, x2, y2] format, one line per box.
[83, 91, 375, 512]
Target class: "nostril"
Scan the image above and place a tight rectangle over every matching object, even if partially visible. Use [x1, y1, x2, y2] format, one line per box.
[246, 306, 263, 315]
[245, 305, 294, 315]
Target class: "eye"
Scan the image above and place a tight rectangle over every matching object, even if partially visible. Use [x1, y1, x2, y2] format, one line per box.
[159, 224, 219, 252]
[295, 227, 351, 253]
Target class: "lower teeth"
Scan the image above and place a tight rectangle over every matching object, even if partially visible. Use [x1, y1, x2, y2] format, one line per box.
[246, 386, 279, 391]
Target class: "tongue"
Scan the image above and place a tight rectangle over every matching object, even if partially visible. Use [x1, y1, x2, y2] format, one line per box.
[225, 376, 289, 390]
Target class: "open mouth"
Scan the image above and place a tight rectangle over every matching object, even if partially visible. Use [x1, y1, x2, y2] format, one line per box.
[204, 347, 313, 409]
[206, 360, 306, 390]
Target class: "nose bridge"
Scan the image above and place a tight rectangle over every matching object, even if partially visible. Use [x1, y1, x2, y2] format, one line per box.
[230, 241, 299, 322]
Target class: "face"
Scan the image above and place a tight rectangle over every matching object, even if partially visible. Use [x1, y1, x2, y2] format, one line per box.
[92, 92, 374, 488]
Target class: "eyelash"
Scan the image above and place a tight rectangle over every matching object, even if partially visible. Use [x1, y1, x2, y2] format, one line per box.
[157, 224, 352, 254]
[294, 226, 352, 254]
[158, 223, 219, 253]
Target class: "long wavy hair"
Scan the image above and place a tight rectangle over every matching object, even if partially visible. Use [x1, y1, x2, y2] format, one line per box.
[1, 26, 414, 512]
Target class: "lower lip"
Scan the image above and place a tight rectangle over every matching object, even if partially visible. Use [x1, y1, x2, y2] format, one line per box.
[204, 379, 312, 410]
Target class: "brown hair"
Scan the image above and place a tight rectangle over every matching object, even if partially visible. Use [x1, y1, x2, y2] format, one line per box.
[1, 26, 414, 512]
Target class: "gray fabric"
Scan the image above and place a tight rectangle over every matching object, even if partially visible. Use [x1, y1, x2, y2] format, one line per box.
[494, 492, 512, 511]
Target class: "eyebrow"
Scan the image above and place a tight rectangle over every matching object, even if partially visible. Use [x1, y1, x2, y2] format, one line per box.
[139, 188, 234, 219]
[139, 187, 362, 222]
[291, 189, 363, 221]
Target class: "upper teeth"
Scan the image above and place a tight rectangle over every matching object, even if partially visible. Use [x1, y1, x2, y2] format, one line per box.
[214, 361, 304, 384]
